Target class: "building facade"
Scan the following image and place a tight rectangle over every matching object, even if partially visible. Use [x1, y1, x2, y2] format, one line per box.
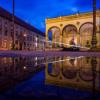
[0, 7, 45, 50]
[46, 10, 100, 49]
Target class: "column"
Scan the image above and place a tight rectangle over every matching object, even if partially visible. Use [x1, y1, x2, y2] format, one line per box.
[91, 0, 97, 48]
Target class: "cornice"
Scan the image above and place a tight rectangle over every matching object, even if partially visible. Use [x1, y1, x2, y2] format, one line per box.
[46, 11, 100, 24]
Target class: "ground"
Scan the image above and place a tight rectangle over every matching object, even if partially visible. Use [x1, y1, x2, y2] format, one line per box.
[0, 50, 100, 57]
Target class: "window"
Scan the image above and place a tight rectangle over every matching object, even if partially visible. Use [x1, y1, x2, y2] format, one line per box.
[16, 31, 18, 38]
[4, 20, 8, 36]
[27, 36, 29, 41]
[0, 18, 2, 35]
[10, 23, 14, 37]
[3, 40, 7, 48]
[30, 36, 32, 41]
[4, 28, 8, 36]
[11, 31, 13, 37]
[15, 40, 18, 44]
[33, 37, 34, 41]
[5, 21, 7, 25]
[24, 42, 26, 46]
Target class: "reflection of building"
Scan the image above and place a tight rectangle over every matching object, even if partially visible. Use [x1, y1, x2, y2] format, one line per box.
[46, 10, 100, 48]
[45, 57, 100, 91]
[0, 7, 45, 50]
[0, 57, 45, 91]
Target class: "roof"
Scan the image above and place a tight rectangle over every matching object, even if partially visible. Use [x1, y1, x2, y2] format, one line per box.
[0, 7, 45, 36]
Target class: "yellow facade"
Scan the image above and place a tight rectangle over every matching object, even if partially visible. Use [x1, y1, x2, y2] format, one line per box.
[46, 10, 100, 48]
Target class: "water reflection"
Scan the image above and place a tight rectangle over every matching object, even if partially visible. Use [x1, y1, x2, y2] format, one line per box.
[46, 56, 100, 92]
[0, 56, 45, 92]
[0, 56, 100, 99]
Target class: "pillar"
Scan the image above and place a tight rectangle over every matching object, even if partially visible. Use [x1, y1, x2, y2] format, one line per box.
[91, 0, 97, 48]
[46, 28, 49, 49]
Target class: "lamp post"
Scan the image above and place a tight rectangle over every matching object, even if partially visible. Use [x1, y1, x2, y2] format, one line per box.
[91, 0, 97, 48]
[11, 0, 15, 49]
[35, 36, 38, 51]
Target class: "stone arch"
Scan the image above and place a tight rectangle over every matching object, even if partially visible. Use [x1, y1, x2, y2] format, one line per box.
[47, 63, 60, 77]
[78, 56, 97, 82]
[47, 26, 61, 48]
[62, 24, 78, 47]
[79, 67, 94, 82]
[62, 58, 78, 79]
[62, 66, 77, 79]
[79, 22, 93, 47]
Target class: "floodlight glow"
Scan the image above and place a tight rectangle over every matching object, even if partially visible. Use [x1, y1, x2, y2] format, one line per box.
[35, 56, 84, 67]
[42, 40, 90, 49]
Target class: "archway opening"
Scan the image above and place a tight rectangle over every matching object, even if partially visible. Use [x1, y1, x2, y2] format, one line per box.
[48, 27, 60, 48]
[62, 25, 78, 48]
[48, 63, 60, 77]
[79, 22, 93, 48]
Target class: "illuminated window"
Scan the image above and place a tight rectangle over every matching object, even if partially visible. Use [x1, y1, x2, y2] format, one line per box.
[3, 41, 7, 48]
[35, 42, 37, 47]
[9, 42, 12, 48]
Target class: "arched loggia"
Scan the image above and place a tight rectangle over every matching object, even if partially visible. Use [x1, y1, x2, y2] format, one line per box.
[62, 58, 78, 79]
[79, 22, 93, 47]
[62, 25, 78, 48]
[47, 63, 60, 77]
[47, 26, 61, 48]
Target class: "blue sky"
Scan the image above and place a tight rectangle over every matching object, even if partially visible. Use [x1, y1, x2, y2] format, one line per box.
[0, 0, 100, 33]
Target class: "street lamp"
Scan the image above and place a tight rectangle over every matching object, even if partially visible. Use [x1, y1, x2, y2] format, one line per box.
[35, 36, 38, 51]
[91, 0, 97, 48]
[11, 0, 15, 49]
[23, 33, 27, 37]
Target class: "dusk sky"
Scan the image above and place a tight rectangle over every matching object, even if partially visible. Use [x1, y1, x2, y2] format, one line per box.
[0, 0, 100, 33]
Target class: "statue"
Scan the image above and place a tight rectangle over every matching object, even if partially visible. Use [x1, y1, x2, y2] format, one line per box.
[70, 38, 76, 46]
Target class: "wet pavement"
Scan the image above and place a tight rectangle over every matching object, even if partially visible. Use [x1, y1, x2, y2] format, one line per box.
[0, 53, 100, 100]
[0, 50, 100, 57]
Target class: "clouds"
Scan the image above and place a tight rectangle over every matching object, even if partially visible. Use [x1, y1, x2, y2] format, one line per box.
[0, 0, 100, 33]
